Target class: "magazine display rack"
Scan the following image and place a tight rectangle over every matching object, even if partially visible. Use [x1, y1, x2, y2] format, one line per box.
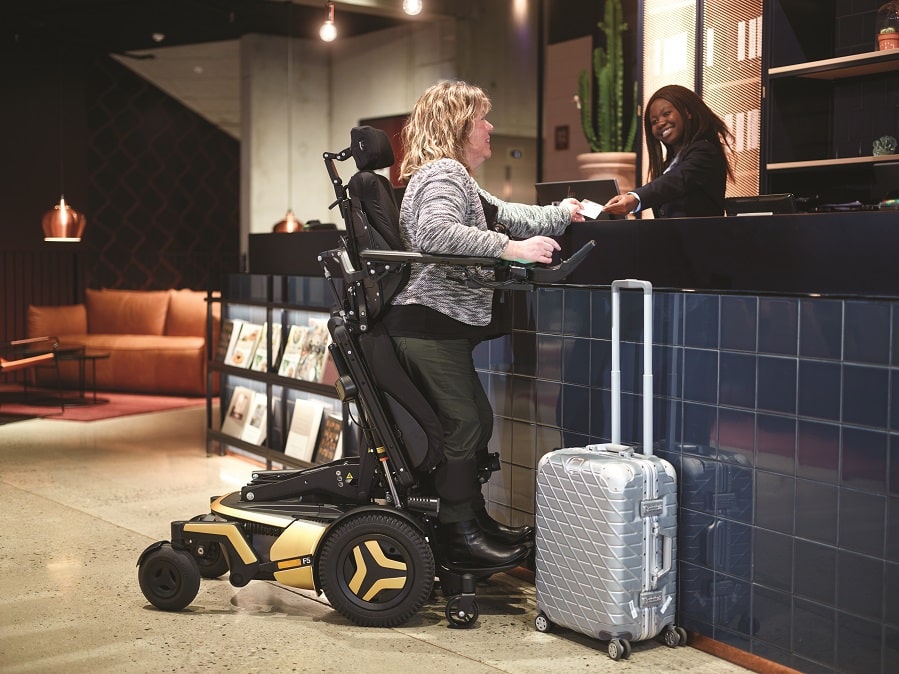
[205, 273, 346, 469]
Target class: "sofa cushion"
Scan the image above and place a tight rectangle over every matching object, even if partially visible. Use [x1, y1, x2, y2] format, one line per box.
[166, 289, 210, 337]
[27, 304, 87, 338]
[85, 288, 169, 335]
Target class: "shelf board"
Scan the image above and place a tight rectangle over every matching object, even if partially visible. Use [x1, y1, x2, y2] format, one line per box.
[769, 49, 899, 80]
[767, 155, 899, 171]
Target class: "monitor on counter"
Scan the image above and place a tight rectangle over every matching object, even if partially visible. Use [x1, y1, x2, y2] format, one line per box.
[535, 179, 622, 219]
[725, 193, 797, 216]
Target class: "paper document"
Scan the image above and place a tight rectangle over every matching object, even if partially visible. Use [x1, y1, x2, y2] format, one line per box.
[577, 199, 604, 219]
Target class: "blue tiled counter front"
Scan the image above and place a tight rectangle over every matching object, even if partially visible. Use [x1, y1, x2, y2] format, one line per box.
[473, 284, 898, 674]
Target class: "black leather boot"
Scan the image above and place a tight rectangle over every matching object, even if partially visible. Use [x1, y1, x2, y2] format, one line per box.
[439, 519, 528, 568]
[476, 509, 534, 546]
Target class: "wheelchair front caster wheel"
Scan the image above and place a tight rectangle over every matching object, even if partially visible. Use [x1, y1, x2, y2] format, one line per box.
[445, 595, 478, 628]
[138, 542, 200, 611]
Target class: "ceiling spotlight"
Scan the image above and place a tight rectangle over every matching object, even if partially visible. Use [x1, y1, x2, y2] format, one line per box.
[319, 2, 337, 42]
[151, 32, 165, 43]
[403, 0, 423, 15]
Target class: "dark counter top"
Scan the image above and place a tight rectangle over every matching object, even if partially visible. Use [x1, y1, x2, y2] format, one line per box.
[566, 210, 899, 297]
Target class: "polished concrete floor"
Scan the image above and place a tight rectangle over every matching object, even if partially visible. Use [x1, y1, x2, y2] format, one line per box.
[0, 406, 752, 673]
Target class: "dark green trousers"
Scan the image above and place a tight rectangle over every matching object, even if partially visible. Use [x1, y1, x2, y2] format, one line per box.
[391, 336, 491, 523]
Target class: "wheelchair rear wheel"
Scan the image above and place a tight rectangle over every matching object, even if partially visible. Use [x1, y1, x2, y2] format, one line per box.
[318, 512, 435, 627]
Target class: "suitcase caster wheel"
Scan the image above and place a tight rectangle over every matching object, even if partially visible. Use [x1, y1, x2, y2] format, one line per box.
[534, 611, 552, 633]
[608, 638, 629, 660]
[662, 626, 681, 648]
[445, 595, 478, 628]
[621, 639, 632, 659]
[675, 626, 688, 646]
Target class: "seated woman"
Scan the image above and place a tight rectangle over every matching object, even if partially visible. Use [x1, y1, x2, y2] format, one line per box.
[385, 80, 584, 568]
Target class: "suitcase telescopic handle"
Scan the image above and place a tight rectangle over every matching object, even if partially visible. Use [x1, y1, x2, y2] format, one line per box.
[610, 279, 653, 456]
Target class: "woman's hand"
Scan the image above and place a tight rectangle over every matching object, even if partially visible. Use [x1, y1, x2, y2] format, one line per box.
[501, 236, 561, 264]
[603, 193, 638, 215]
[559, 197, 586, 222]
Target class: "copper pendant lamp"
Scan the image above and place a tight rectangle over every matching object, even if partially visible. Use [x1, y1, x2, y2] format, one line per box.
[43, 196, 86, 242]
[44, 60, 86, 243]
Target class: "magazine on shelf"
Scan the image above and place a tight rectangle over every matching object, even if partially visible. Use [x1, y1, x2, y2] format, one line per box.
[220, 385, 255, 437]
[225, 321, 263, 368]
[319, 346, 339, 387]
[314, 412, 343, 463]
[296, 317, 332, 383]
[277, 325, 308, 378]
[240, 393, 268, 445]
[283, 398, 325, 463]
[250, 322, 283, 373]
[218, 319, 244, 363]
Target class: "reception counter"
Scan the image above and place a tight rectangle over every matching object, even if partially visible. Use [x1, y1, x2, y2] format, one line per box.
[248, 210, 897, 672]
[565, 209, 899, 296]
[473, 210, 897, 673]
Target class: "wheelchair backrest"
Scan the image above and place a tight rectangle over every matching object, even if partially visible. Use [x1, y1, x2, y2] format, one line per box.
[322, 126, 445, 480]
[344, 126, 410, 327]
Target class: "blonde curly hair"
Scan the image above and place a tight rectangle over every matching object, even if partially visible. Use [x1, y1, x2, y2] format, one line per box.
[399, 81, 491, 182]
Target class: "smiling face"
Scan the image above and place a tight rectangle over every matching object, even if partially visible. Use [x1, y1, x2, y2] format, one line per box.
[464, 113, 493, 170]
[648, 97, 689, 151]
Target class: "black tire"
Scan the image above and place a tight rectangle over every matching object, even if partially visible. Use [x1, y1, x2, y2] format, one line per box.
[138, 543, 201, 611]
[191, 541, 229, 579]
[675, 626, 688, 646]
[608, 638, 624, 660]
[621, 638, 632, 659]
[534, 611, 552, 633]
[445, 595, 478, 628]
[318, 512, 435, 627]
[662, 626, 681, 648]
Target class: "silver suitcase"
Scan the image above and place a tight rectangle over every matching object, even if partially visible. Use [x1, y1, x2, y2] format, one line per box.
[534, 279, 685, 660]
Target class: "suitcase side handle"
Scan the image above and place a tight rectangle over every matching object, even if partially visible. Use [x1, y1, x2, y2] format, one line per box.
[610, 279, 653, 456]
[654, 532, 674, 584]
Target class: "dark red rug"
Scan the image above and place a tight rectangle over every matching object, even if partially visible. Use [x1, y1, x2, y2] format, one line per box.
[0, 386, 210, 423]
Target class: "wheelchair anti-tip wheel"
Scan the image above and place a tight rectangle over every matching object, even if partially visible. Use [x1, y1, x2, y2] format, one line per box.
[138, 542, 201, 611]
[318, 512, 435, 627]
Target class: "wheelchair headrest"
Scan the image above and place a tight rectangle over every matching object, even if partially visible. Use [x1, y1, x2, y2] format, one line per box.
[350, 126, 395, 171]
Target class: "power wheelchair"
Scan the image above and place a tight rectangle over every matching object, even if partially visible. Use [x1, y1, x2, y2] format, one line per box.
[137, 126, 594, 628]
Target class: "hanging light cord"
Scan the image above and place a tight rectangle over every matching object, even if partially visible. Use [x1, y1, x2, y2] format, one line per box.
[57, 56, 65, 200]
[286, 2, 293, 213]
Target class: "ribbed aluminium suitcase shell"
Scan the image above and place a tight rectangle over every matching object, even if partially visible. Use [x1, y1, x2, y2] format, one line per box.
[534, 280, 680, 652]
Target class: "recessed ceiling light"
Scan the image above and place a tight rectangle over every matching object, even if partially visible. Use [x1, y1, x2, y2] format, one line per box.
[403, 0, 423, 15]
[151, 32, 165, 43]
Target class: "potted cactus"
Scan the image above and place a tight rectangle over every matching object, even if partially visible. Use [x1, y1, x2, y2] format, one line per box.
[877, 2, 899, 49]
[879, 27, 898, 50]
[574, 0, 639, 192]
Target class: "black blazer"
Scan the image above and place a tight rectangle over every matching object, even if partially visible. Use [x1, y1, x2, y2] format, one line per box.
[633, 139, 728, 218]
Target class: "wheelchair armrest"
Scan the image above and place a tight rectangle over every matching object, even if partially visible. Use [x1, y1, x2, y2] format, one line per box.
[359, 240, 596, 285]
[507, 240, 596, 284]
[359, 249, 499, 268]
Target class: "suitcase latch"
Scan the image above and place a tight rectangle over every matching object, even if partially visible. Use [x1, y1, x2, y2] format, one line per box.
[641, 590, 663, 608]
[641, 499, 664, 517]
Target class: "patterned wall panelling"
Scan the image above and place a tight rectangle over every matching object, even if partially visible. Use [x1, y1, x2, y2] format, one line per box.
[84, 56, 240, 291]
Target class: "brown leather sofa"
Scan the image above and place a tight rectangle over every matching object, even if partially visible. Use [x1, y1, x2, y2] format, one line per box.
[27, 288, 220, 396]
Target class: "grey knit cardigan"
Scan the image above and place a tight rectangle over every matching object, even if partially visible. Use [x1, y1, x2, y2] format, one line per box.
[394, 158, 571, 326]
